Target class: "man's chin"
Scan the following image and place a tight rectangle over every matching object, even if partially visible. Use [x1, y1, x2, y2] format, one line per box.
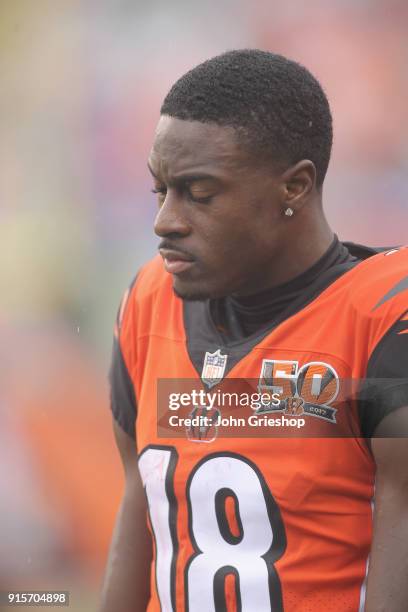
[172, 276, 226, 301]
[173, 284, 211, 302]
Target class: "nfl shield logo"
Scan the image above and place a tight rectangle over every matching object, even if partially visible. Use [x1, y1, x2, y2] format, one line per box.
[201, 349, 228, 388]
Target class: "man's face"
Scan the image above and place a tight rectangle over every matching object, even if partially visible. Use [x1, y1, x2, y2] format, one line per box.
[149, 116, 289, 300]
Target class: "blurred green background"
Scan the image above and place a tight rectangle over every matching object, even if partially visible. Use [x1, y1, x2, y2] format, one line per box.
[1, 0, 407, 610]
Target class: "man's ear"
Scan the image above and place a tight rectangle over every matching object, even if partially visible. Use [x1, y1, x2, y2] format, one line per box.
[280, 160, 317, 210]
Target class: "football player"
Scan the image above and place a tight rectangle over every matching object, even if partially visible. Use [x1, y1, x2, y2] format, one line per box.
[100, 50, 408, 611]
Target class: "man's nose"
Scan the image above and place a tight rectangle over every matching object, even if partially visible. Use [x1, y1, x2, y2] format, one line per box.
[154, 192, 190, 237]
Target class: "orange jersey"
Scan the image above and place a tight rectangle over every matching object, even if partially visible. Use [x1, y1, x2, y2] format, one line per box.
[111, 246, 408, 612]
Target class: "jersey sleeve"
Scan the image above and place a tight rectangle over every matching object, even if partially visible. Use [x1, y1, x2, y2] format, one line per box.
[359, 312, 408, 437]
[108, 280, 138, 438]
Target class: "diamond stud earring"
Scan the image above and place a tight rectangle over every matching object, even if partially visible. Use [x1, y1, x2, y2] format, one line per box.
[284, 207, 294, 217]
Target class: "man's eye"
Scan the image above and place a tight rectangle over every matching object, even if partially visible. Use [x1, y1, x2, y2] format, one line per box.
[151, 188, 167, 196]
[187, 191, 213, 204]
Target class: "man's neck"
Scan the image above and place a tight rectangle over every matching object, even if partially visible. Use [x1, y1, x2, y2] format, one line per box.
[234, 212, 334, 297]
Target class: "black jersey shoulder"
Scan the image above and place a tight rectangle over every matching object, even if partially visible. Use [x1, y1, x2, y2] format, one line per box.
[109, 274, 139, 438]
[359, 311, 408, 438]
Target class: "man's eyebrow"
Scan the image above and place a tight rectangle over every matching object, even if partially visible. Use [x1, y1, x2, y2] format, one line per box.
[173, 173, 219, 183]
[147, 164, 220, 185]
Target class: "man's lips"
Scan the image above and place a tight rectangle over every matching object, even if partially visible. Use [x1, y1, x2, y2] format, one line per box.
[159, 248, 195, 274]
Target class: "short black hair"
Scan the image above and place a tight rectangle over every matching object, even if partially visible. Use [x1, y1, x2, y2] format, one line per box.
[161, 49, 333, 187]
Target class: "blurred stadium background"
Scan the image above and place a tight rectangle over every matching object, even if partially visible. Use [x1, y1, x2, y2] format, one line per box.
[1, 0, 407, 609]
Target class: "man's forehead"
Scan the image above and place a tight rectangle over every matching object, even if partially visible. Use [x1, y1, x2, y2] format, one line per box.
[149, 116, 245, 176]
